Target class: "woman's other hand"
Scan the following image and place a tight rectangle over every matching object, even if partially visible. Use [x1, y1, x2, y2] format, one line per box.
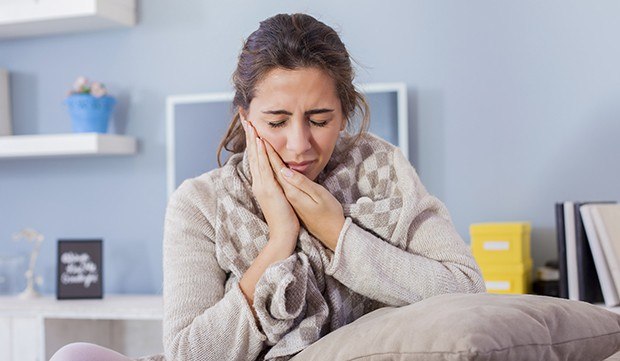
[263, 139, 345, 251]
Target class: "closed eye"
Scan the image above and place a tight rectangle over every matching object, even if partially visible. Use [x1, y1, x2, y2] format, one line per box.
[263, 108, 334, 129]
[267, 119, 330, 128]
[309, 119, 328, 127]
[268, 120, 286, 128]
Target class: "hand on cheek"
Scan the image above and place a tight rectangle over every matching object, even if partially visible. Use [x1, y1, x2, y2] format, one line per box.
[262, 140, 345, 251]
[241, 119, 300, 246]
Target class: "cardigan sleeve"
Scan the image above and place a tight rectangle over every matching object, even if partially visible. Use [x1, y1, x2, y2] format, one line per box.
[324, 149, 486, 306]
[163, 179, 266, 361]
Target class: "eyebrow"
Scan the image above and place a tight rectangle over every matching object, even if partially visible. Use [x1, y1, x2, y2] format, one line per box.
[261, 108, 334, 116]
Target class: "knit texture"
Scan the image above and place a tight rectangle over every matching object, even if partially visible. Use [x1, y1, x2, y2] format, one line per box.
[161, 133, 485, 361]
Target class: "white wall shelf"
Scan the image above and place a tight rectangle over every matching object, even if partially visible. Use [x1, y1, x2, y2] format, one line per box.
[0, 133, 137, 159]
[0, 0, 136, 40]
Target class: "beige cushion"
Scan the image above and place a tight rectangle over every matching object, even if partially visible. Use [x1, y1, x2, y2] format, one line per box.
[605, 351, 620, 361]
[291, 293, 620, 361]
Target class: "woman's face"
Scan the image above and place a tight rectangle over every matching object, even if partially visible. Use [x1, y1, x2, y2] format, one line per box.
[240, 67, 345, 181]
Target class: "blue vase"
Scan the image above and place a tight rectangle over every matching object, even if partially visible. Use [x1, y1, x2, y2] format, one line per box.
[64, 94, 116, 133]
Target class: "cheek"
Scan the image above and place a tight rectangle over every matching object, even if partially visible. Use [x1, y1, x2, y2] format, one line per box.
[314, 129, 340, 153]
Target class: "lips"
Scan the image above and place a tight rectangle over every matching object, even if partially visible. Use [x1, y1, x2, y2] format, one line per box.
[285, 160, 316, 174]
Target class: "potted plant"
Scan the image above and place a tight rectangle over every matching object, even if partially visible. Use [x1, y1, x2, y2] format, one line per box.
[64, 76, 116, 133]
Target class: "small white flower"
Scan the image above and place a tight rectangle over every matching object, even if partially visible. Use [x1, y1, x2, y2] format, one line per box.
[73, 76, 88, 93]
[90, 82, 107, 97]
[68, 77, 111, 97]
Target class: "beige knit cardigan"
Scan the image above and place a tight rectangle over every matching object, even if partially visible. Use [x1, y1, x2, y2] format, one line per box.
[162, 133, 485, 361]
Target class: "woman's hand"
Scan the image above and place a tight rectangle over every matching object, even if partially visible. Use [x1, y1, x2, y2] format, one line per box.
[242, 120, 300, 248]
[239, 120, 300, 312]
[263, 140, 345, 251]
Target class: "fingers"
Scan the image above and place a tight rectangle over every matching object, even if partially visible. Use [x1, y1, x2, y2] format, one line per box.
[283, 170, 321, 204]
[242, 119, 261, 181]
[263, 140, 320, 204]
[243, 119, 280, 191]
[255, 137, 272, 183]
[263, 138, 286, 173]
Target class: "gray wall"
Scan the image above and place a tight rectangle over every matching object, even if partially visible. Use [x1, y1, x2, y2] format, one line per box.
[1, 0, 619, 294]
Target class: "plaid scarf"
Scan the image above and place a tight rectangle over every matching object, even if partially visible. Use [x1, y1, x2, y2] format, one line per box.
[214, 134, 412, 360]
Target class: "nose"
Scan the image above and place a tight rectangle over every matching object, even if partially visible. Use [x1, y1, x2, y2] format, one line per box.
[286, 120, 312, 155]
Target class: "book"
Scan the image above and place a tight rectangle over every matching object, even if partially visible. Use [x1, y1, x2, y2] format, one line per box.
[580, 205, 620, 307]
[574, 202, 612, 303]
[0, 68, 13, 136]
[564, 202, 580, 300]
[591, 204, 620, 298]
[555, 202, 568, 299]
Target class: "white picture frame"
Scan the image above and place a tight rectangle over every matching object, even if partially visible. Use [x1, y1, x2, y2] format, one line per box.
[165, 82, 408, 197]
[0, 68, 12, 136]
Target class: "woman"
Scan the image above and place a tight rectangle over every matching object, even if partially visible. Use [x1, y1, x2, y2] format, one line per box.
[51, 12, 484, 361]
[163, 12, 484, 361]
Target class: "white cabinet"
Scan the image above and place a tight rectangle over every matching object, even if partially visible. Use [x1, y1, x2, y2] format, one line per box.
[0, 0, 137, 39]
[0, 295, 163, 361]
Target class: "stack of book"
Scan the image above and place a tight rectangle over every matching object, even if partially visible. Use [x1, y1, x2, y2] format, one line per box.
[470, 222, 532, 294]
[555, 202, 620, 307]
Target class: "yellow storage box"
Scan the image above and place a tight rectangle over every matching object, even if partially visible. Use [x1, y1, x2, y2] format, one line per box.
[478, 260, 532, 294]
[470, 222, 531, 264]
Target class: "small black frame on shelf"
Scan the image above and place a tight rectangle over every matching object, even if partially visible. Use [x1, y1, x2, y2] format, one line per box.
[56, 239, 103, 300]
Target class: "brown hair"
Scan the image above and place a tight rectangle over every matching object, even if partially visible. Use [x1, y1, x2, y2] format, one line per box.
[216, 13, 370, 166]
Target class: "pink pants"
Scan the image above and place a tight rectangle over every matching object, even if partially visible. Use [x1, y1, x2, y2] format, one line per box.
[49, 342, 133, 361]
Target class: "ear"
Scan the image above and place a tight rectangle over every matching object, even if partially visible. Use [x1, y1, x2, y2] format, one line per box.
[340, 119, 347, 131]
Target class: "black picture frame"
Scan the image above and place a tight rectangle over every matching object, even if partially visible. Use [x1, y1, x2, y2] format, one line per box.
[57, 239, 103, 300]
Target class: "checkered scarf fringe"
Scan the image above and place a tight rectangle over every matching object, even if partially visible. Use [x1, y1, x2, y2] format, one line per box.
[214, 134, 412, 360]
